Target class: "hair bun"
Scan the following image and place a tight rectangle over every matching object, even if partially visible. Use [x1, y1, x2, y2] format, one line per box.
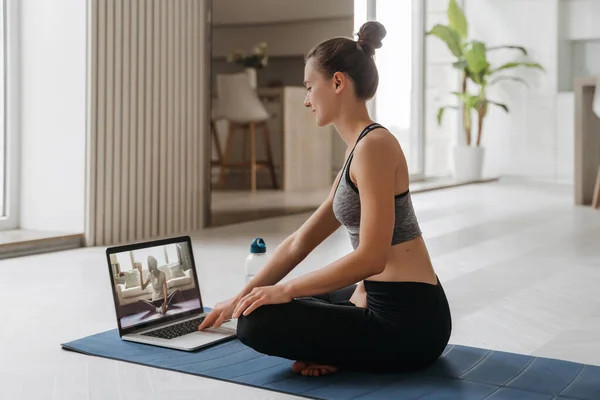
[357, 21, 386, 56]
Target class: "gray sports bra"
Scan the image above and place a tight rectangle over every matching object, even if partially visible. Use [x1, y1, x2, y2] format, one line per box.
[332, 123, 422, 250]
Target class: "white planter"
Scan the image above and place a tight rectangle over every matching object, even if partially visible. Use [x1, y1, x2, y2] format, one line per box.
[453, 145, 485, 181]
[245, 67, 257, 89]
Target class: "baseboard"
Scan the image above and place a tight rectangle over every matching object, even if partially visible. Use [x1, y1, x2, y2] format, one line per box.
[0, 231, 83, 260]
[410, 176, 501, 193]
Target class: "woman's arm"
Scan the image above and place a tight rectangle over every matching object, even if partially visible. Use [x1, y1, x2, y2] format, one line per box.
[233, 134, 399, 318]
[201, 171, 345, 329]
[232, 171, 344, 302]
[162, 280, 168, 311]
[136, 263, 150, 290]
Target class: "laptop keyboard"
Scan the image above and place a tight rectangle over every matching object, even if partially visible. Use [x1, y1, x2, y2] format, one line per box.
[141, 316, 206, 340]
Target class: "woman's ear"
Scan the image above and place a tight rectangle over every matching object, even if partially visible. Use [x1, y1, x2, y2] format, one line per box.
[332, 72, 345, 93]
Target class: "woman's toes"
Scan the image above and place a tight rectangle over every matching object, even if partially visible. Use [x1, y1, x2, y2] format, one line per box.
[292, 361, 309, 373]
[296, 363, 338, 377]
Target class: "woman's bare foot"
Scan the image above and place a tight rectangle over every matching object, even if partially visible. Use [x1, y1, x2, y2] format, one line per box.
[292, 361, 338, 377]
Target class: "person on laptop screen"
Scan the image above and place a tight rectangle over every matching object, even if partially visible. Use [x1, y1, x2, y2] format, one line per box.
[136, 256, 180, 314]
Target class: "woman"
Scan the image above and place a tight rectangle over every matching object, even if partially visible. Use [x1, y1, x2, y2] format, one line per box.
[199, 21, 452, 377]
[137, 256, 180, 314]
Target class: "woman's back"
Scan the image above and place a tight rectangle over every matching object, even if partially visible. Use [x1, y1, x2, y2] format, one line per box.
[333, 123, 438, 285]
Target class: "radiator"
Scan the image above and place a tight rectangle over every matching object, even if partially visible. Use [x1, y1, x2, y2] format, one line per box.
[85, 0, 208, 247]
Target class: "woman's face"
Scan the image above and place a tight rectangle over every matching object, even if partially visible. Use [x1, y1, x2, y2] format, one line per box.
[148, 257, 159, 275]
[303, 58, 339, 127]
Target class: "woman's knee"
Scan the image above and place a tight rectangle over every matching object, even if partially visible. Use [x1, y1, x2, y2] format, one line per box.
[236, 308, 263, 345]
[236, 305, 280, 350]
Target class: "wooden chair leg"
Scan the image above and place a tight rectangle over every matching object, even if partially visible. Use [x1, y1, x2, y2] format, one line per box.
[261, 121, 278, 189]
[211, 120, 223, 165]
[242, 125, 248, 166]
[593, 165, 600, 209]
[249, 122, 257, 192]
[218, 123, 235, 188]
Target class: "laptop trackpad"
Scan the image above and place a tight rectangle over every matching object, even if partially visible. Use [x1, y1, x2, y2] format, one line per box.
[202, 319, 237, 335]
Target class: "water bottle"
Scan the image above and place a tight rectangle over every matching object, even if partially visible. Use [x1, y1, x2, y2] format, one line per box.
[245, 238, 268, 284]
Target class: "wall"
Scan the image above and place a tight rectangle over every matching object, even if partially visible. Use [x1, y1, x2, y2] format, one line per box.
[563, 0, 600, 41]
[462, 0, 600, 182]
[211, 57, 305, 90]
[20, 0, 87, 232]
[465, 0, 563, 180]
[558, 1, 600, 92]
[425, 0, 461, 178]
[212, 18, 354, 59]
[85, 0, 209, 246]
[213, 0, 353, 25]
[211, 16, 354, 176]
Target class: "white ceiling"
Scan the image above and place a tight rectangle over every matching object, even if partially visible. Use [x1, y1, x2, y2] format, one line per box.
[212, 0, 354, 25]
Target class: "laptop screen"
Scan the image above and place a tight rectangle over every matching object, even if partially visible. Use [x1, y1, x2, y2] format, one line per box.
[108, 238, 202, 332]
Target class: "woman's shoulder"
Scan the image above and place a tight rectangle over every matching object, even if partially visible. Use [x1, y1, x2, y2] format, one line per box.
[353, 125, 401, 165]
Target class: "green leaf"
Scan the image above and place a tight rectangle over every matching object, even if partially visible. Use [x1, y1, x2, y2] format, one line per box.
[490, 76, 530, 87]
[450, 91, 467, 102]
[453, 60, 467, 70]
[427, 24, 463, 58]
[451, 91, 479, 109]
[470, 73, 484, 85]
[448, 0, 468, 38]
[488, 100, 509, 113]
[491, 62, 545, 74]
[487, 45, 528, 55]
[437, 106, 458, 125]
[465, 41, 488, 75]
[466, 95, 479, 109]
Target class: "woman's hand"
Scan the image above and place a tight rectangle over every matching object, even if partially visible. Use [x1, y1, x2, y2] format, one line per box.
[232, 285, 292, 318]
[198, 296, 238, 331]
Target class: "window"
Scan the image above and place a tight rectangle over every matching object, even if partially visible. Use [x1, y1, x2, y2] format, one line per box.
[132, 247, 168, 269]
[0, 0, 5, 216]
[115, 252, 133, 272]
[165, 244, 180, 264]
[0, 0, 18, 230]
[355, 0, 426, 179]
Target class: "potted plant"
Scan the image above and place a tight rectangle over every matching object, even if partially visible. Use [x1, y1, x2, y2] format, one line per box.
[227, 42, 269, 89]
[428, 0, 544, 181]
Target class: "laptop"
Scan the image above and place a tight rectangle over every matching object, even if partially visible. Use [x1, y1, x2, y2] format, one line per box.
[106, 235, 237, 351]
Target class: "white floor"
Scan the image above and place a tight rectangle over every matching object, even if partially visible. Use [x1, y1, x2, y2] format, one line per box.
[2, 179, 600, 399]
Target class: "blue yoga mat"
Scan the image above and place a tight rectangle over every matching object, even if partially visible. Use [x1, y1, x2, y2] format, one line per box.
[61, 328, 600, 400]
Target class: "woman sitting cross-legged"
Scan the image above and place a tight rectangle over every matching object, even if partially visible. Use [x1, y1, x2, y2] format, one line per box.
[199, 21, 452, 377]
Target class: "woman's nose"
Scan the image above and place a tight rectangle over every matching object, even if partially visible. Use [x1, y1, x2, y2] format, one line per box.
[304, 96, 311, 108]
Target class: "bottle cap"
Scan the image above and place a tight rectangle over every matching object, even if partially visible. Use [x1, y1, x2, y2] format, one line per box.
[250, 238, 266, 254]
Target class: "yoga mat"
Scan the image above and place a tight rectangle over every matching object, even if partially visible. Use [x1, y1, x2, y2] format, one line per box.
[61, 328, 600, 400]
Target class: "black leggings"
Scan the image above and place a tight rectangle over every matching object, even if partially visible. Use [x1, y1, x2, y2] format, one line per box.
[139, 289, 180, 311]
[237, 278, 452, 372]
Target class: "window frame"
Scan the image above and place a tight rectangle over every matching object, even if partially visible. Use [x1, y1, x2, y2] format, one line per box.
[360, 0, 427, 181]
[0, 0, 20, 230]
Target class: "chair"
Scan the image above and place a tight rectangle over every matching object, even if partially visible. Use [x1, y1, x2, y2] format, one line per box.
[593, 165, 600, 209]
[214, 73, 278, 191]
